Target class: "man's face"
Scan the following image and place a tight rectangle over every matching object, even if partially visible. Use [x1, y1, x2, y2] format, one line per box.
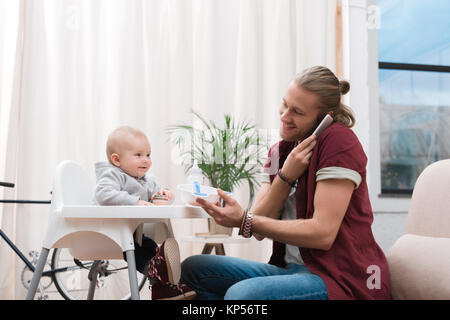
[279, 82, 322, 142]
[115, 136, 152, 178]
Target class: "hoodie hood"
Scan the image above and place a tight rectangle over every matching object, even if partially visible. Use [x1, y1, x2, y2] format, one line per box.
[95, 161, 122, 179]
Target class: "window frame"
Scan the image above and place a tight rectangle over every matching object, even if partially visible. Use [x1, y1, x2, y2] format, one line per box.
[378, 61, 450, 195]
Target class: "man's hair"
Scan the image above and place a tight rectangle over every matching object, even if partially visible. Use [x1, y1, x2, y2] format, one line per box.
[294, 66, 355, 128]
[106, 126, 148, 163]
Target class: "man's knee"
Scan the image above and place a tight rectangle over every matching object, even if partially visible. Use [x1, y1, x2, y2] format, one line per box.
[181, 255, 201, 281]
[181, 254, 217, 284]
[224, 280, 258, 300]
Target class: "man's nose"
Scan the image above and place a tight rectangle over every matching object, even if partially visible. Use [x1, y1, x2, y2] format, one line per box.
[280, 109, 290, 122]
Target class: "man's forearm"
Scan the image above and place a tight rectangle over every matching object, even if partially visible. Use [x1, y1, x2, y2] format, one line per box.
[251, 175, 292, 219]
[251, 214, 331, 250]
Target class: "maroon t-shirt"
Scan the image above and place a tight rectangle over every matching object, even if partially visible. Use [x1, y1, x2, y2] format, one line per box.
[265, 122, 391, 300]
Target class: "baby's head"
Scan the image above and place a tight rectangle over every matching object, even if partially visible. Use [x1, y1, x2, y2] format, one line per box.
[106, 126, 151, 178]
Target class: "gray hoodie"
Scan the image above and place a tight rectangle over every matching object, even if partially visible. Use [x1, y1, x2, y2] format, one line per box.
[94, 162, 160, 205]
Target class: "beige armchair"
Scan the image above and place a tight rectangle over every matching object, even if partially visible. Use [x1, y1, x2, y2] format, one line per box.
[387, 159, 450, 299]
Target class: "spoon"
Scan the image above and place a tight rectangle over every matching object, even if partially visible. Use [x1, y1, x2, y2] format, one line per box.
[193, 181, 208, 197]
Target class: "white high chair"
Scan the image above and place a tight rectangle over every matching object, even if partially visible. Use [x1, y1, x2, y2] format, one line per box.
[26, 160, 208, 300]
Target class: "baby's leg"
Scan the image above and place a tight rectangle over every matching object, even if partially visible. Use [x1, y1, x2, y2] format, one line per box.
[123, 235, 157, 274]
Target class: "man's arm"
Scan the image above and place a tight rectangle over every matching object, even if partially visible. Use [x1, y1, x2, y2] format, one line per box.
[251, 179, 354, 250]
[252, 135, 317, 219]
[250, 182, 271, 240]
[250, 182, 270, 211]
[251, 175, 294, 219]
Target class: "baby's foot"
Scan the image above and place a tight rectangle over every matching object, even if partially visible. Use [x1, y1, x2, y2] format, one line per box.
[147, 238, 196, 300]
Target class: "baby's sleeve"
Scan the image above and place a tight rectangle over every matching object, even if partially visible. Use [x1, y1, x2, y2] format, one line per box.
[95, 170, 140, 205]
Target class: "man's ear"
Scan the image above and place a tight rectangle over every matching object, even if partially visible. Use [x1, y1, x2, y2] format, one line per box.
[110, 153, 120, 167]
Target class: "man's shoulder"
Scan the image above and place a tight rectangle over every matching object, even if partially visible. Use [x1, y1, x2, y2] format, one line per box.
[321, 122, 356, 140]
[315, 122, 367, 167]
[318, 122, 360, 150]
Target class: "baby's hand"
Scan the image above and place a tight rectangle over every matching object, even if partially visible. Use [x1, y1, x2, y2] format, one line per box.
[153, 189, 173, 202]
[137, 200, 153, 206]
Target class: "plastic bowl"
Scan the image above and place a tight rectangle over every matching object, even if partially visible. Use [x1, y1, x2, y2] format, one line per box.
[177, 184, 220, 206]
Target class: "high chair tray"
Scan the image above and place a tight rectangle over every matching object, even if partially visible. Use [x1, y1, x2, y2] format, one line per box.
[60, 204, 209, 219]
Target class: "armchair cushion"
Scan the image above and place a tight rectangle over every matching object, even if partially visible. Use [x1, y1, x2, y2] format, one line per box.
[387, 233, 450, 299]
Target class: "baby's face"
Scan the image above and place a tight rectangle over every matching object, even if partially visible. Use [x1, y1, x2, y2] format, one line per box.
[116, 136, 152, 178]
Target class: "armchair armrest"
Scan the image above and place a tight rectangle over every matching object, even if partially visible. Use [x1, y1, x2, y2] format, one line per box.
[387, 233, 450, 299]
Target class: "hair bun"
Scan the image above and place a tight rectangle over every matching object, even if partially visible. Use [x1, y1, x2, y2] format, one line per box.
[339, 80, 350, 95]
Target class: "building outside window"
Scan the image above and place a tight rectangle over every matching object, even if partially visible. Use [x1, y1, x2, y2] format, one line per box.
[378, 0, 450, 194]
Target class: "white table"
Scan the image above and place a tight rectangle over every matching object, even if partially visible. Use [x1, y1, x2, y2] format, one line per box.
[181, 235, 249, 255]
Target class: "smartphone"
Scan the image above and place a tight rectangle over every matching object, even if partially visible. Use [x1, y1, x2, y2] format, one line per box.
[312, 114, 333, 137]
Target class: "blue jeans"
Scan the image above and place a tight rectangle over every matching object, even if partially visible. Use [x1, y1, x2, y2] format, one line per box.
[180, 255, 328, 300]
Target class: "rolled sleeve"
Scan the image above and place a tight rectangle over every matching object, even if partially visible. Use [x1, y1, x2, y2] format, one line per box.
[316, 166, 362, 189]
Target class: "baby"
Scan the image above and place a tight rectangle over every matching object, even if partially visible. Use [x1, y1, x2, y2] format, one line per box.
[95, 125, 171, 206]
[94, 126, 195, 300]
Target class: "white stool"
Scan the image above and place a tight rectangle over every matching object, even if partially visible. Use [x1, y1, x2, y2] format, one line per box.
[181, 228, 249, 255]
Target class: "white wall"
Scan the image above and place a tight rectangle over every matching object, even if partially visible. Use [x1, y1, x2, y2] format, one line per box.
[372, 212, 407, 252]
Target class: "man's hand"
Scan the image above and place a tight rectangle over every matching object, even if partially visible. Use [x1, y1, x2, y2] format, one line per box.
[195, 189, 244, 228]
[281, 134, 317, 182]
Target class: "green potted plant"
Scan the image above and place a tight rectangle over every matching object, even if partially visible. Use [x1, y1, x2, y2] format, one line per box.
[167, 110, 267, 235]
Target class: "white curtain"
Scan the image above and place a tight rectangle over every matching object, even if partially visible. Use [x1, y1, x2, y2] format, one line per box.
[0, 0, 337, 299]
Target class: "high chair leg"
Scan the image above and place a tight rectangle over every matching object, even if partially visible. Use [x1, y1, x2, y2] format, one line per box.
[125, 250, 140, 300]
[25, 247, 50, 300]
[87, 260, 101, 300]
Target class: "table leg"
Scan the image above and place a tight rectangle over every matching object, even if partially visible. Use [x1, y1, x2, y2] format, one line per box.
[201, 243, 214, 254]
[215, 244, 225, 255]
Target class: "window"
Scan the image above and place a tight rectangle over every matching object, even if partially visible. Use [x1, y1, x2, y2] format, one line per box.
[377, 0, 450, 194]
